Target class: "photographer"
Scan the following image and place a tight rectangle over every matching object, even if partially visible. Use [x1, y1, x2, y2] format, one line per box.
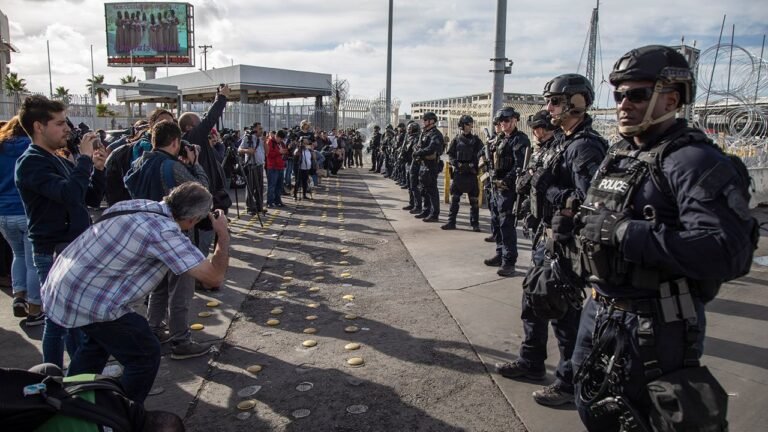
[123, 120, 212, 360]
[238, 122, 265, 214]
[15, 96, 106, 368]
[41, 182, 230, 403]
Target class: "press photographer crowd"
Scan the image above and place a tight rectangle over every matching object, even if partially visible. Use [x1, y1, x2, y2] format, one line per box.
[0, 44, 761, 432]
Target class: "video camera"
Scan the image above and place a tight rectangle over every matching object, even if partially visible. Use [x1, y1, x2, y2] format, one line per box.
[178, 139, 194, 159]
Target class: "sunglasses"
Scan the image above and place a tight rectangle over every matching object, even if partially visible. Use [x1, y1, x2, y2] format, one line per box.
[545, 96, 564, 107]
[612, 87, 672, 104]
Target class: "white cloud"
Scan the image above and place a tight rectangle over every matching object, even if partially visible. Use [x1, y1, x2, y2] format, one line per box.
[2, 0, 766, 113]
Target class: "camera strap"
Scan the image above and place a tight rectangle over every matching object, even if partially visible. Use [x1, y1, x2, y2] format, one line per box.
[96, 209, 168, 224]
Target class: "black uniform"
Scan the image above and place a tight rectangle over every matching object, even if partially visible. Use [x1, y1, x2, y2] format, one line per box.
[408, 132, 424, 213]
[489, 129, 530, 265]
[572, 120, 757, 431]
[413, 126, 444, 219]
[521, 115, 606, 394]
[446, 132, 483, 227]
[369, 131, 382, 172]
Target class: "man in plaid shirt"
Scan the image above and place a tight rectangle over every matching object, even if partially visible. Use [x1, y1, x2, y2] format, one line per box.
[40, 182, 230, 402]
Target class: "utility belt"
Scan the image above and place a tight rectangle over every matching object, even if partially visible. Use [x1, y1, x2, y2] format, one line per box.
[591, 276, 697, 323]
[455, 161, 476, 175]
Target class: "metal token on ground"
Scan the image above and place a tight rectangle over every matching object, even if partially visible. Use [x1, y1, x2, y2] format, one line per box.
[347, 404, 368, 415]
[198, 311, 213, 318]
[148, 386, 165, 396]
[246, 365, 263, 374]
[342, 294, 355, 301]
[237, 385, 262, 397]
[302, 340, 318, 348]
[308, 287, 320, 292]
[345, 343, 361, 351]
[303, 327, 318, 334]
[338, 261, 349, 265]
[341, 272, 352, 278]
[276, 290, 288, 296]
[266, 319, 280, 326]
[206, 301, 220, 307]
[190, 323, 204, 331]
[314, 276, 325, 281]
[270, 308, 283, 315]
[344, 326, 359, 333]
[305, 315, 318, 320]
[237, 400, 257, 410]
[308, 303, 320, 308]
[292, 409, 311, 419]
[296, 382, 314, 392]
[344, 314, 357, 320]
[347, 357, 365, 367]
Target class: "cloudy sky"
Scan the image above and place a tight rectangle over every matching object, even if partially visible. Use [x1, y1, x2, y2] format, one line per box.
[3, 0, 767, 112]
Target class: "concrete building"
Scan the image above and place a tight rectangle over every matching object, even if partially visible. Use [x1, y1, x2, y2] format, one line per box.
[411, 92, 546, 138]
[0, 9, 20, 119]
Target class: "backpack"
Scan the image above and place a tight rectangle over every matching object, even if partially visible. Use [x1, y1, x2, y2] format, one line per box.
[104, 142, 135, 206]
[0, 368, 135, 432]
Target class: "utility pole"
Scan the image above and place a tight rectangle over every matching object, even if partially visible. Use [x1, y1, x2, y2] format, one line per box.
[490, 0, 511, 119]
[585, 0, 599, 88]
[385, 0, 393, 125]
[199, 44, 212, 70]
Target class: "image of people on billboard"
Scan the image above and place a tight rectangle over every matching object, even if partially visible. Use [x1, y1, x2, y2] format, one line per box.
[105, 2, 188, 57]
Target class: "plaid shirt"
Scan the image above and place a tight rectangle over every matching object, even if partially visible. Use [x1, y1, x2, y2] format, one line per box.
[41, 200, 205, 328]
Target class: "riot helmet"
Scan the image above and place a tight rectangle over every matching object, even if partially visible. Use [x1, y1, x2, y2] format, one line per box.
[397, 122, 406, 129]
[527, 110, 556, 130]
[422, 112, 438, 122]
[373, 125, 380, 131]
[407, 121, 421, 134]
[495, 107, 520, 121]
[609, 45, 695, 136]
[543, 73, 594, 126]
[386, 124, 393, 130]
[458, 114, 474, 128]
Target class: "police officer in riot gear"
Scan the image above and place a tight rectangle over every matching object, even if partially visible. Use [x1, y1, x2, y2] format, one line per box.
[495, 74, 607, 406]
[482, 115, 504, 243]
[402, 122, 422, 212]
[483, 107, 529, 277]
[442, 115, 483, 231]
[369, 125, 382, 172]
[516, 110, 560, 237]
[381, 124, 395, 176]
[571, 45, 757, 432]
[413, 112, 444, 222]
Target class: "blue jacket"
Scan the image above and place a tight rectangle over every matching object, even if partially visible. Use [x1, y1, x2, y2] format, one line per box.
[15, 144, 105, 254]
[0, 136, 30, 216]
[124, 149, 209, 202]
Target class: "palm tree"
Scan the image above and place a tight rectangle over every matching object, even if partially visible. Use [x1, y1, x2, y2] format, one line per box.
[120, 75, 137, 120]
[86, 74, 110, 104]
[4, 72, 28, 108]
[53, 86, 71, 105]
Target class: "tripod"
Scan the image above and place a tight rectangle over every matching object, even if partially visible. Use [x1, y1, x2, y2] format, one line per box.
[235, 156, 264, 227]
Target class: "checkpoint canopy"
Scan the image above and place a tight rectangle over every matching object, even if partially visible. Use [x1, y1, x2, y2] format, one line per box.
[115, 64, 332, 104]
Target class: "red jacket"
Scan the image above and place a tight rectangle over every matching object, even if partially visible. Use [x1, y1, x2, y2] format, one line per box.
[266, 137, 286, 170]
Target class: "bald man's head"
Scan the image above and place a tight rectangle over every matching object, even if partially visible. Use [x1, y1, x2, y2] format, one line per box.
[178, 112, 201, 132]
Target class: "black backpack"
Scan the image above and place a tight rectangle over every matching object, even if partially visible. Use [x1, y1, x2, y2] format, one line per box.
[104, 142, 137, 206]
[0, 368, 135, 432]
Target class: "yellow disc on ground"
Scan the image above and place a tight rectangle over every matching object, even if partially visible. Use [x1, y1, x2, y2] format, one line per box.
[347, 357, 365, 367]
[283, 276, 293, 282]
[340, 272, 352, 278]
[342, 294, 355, 301]
[303, 327, 318, 334]
[276, 290, 288, 296]
[267, 253, 276, 258]
[302, 340, 318, 348]
[284, 270, 294, 275]
[338, 261, 350, 265]
[344, 326, 359, 333]
[246, 365, 262, 374]
[308, 303, 320, 308]
[313, 261, 324, 266]
[266, 319, 280, 326]
[344, 314, 357, 320]
[305, 315, 318, 321]
[345, 343, 361, 351]
[314, 276, 325, 281]
[340, 249, 350, 254]
[206, 301, 220, 307]
[198, 311, 213, 318]
[308, 287, 320, 293]
[270, 308, 283, 315]
[237, 399, 257, 410]
[190, 323, 204, 331]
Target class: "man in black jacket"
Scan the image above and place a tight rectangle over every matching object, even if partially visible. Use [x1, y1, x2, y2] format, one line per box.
[178, 84, 231, 257]
[15, 95, 106, 365]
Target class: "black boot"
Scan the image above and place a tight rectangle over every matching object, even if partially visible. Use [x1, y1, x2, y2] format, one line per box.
[403, 205, 414, 211]
[497, 264, 517, 277]
[472, 225, 481, 232]
[415, 211, 430, 219]
[484, 255, 502, 267]
[409, 207, 423, 215]
[441, 221, 456, 230]
[484, 235, 495, 242]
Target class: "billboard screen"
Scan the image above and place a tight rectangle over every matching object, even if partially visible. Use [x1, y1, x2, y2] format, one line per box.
[105, 2, 194, 67]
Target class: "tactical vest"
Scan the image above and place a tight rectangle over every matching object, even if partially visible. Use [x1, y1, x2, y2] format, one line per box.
[494, 134, 516, 174]
[578, 128, 756, 298]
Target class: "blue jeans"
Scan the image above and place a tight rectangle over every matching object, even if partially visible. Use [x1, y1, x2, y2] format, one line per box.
[284, 159, 294, 187]
[68, 312, 161, 403]
[267, 168, 284, 205]
[0, 215, 40, 304]
[33, 250, 82, 368]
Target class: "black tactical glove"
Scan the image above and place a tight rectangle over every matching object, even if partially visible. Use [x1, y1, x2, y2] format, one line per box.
[581, 210, 629, 247]
[516, 172, 533, 195]
[551, 213, 575, 243]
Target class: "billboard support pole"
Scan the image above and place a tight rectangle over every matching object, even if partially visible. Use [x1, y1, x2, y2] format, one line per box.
[90, 44, 96, 128]
[47, 40, 53, 98]
[130, 49, 133, 78]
